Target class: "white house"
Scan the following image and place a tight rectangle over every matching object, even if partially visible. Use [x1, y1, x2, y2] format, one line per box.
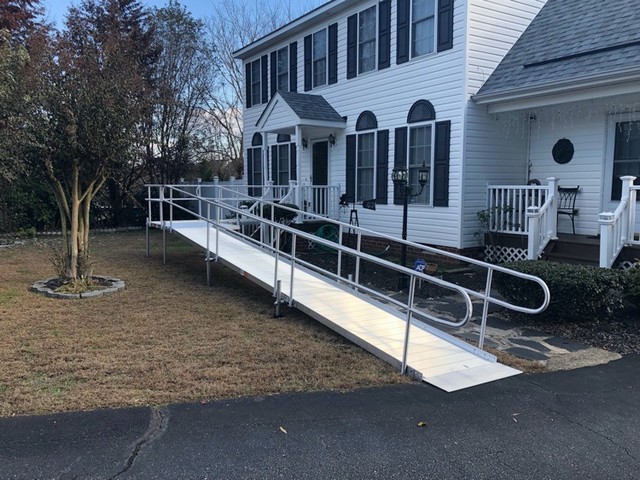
[234, 0, 640, 267]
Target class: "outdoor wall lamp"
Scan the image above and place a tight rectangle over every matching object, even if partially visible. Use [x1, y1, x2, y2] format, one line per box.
[302, 138, 308, 149]
[391, 162, 430, 289]
[328, 134, 336, 146]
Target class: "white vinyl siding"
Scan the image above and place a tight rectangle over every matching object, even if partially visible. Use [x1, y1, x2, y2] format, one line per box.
[358, 6, 376, 74]
[411, 0, 436, 58]
[312, 29, 327, 88]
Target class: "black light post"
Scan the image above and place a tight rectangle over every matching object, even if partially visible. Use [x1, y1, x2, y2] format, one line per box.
[391, 163, 430, 290]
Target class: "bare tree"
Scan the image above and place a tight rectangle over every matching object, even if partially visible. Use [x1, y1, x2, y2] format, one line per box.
[204, 0, 323, 180]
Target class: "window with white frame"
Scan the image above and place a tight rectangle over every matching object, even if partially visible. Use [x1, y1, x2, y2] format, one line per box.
[250, 59, 261, 106]
[276, 144, 290, 186]
[411, 0, 436, 58]
[276, 47, 288, 92]
[611, 120, 640, 200]
[408, 124, 433, 204]
[358, 6, 376, 74]
[312, 29, 327, 88]
[357, 133, 376, 202]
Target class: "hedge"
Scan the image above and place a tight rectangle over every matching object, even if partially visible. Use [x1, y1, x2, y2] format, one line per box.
[495, 260, 630, 322]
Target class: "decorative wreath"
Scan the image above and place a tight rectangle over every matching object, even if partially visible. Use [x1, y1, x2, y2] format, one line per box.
[552, 138, 574, 164]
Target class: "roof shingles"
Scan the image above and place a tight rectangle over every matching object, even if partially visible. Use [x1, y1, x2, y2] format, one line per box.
[476, 0, 640, 98]
[278, 91, 344, 123]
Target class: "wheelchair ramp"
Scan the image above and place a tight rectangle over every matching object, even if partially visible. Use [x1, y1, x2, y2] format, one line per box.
[152, 220, 520, 392]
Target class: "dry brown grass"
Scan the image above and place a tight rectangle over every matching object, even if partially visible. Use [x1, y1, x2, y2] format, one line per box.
[0, 231, 411, 417]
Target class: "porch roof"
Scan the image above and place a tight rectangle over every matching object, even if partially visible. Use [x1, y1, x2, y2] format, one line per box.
[473, 0, 640, 108]
[255, 91, 346, 135]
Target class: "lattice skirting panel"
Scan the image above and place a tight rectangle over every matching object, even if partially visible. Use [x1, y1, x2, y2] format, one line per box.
[484, 245, 529, 263]
[616, 259, 640, 270]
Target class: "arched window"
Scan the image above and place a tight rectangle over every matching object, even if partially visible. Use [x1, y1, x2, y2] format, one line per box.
[276, 134, 291, 143]
[407, 99, 436, 124]
[356, 110, 378, 131]
[251, 132, 263, 146]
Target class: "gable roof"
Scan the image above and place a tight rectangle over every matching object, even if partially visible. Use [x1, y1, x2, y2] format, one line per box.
[474, 0, 640, 103]
[255, 91, 346, 133]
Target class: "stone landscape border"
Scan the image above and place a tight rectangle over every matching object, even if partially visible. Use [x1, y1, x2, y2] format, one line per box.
[31, 276, 125, 299]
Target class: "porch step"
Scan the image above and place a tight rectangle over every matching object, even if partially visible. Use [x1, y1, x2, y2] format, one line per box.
[543, 235, 599, 266]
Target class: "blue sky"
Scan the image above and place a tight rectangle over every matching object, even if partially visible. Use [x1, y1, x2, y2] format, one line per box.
[41, 0, 215, 26]
[41, 0, 324, 28]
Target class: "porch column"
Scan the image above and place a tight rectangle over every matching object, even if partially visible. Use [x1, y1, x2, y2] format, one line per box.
[621, 176, 637, 244]
[546, 177, 558, 239]
[262, 131, 268, 187]
[527, 206, 540, 260]
[295, 125, 303, 186]
[599, 212, 615, 268]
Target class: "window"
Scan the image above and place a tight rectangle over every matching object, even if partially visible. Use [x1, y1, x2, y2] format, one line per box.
[248, 133, 263, 196]
[411, 0, 436, 58]
[276, 47, 288, 92]
[250, 59, 261, 106]
[275, 144, 290, 186]
[357, 133, 375, 201]
[312, 29, 327, 88]
[408, 124, 433, 204]
[358, 6, 376, 73]
[611, 120, 640, 200]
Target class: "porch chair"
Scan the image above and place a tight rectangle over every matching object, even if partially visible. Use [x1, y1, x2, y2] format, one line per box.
[557, 186, 579, 234]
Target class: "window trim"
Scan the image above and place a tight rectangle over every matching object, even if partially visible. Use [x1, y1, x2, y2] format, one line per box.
[358, 5, 378, 74]
[250, 58, 261, 107]
[276, 46, 289, 92]
[407, 121, 435, 206]
[410, 0, 438, 60]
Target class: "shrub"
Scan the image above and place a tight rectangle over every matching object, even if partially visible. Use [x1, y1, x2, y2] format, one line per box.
[626, 266, 640, 308]
[495, 260, 629, 322]
[260, 203, 299, 223]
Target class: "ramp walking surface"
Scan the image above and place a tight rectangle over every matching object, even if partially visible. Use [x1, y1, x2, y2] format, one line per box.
[1, 355, 638, 479]
[153, 220, 519, 392]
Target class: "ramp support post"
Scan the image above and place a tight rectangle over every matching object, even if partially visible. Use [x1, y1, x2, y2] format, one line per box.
[401, 276, 417, 374]
[274, 280, 283, 317]
[162, 225, 167, 265]
[206, 203, 211, 286]
[145, 219, 150, 258]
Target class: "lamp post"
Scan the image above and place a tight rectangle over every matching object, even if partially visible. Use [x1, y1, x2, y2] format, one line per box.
[391, 162, 430, 289]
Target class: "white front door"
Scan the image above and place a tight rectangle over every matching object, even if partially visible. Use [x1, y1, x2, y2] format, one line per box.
[603, 114, 640, 232]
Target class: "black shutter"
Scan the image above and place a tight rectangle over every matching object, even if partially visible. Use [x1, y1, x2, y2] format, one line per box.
[261, 55, 268, 104]
[290, 144, 297, 181]
[396, 0, 410, 64]
[394, 127, 407, 205]
[437, 0, 454, 52]
[376, 130, 389, 204]
[245, 63, 252, 108]
[378, 0, 391, 69]
[346, 135, 357, 202]
[270, 51, 277, 97]
[303, 35, 312, 91]
[346, 14, 357, 79]
[289, 42, 297, 92]
[246, 149, 253, 185]
[271, 145, 278, 184]
[433, 121, 451, 207]
[328, 23, 338, 84]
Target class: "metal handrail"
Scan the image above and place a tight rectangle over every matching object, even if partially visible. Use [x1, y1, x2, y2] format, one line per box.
[147, 184, 550, 366]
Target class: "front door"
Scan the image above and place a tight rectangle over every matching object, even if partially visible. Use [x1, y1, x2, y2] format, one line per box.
[603, 116, 640, 231]
[312, 141, 329, 215]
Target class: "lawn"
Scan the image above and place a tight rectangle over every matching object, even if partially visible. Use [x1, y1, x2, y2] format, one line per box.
[0, 231, 410, 417]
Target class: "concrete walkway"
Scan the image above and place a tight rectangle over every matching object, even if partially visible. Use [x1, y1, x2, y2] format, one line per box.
[1, 355, 638, 479]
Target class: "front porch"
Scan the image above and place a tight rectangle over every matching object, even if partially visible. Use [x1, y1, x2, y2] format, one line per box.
[485, 177, 640, 268]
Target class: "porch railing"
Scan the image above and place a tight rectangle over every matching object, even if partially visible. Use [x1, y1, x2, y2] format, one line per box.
[599, 176, 639, 268]
[299, 185, 341, 220]
[486, 182, 550, 235]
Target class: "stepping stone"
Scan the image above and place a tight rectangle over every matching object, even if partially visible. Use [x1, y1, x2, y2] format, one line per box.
[456, 332, 500, 349]
[471, 314, 514, 331]
[510, 338, 551, 353]
[505, 347, 548, 361]
[544, 336, 590, 352]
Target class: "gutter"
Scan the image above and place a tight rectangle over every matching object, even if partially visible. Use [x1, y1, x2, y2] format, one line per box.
[472, 67, 640, 105]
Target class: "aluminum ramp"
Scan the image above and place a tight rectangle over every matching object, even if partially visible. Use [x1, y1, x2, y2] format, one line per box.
[153, 220, 520, 392]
